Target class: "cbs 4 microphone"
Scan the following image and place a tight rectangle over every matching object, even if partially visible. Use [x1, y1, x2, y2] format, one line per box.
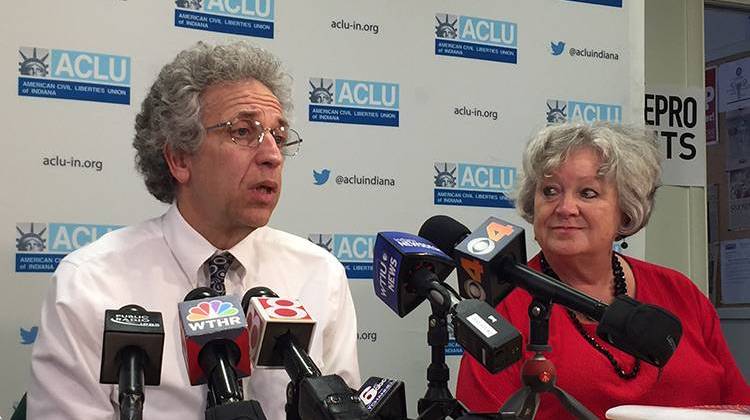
[100, 304, 164, 420]
[373, 231, 522, 374]
[178, 287, 266, 420]
[420, 215, 683, 368]
[242, 287, 369, 420]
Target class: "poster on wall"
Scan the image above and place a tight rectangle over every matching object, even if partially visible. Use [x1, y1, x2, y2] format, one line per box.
[644, 87, 706, 186]
[728, 168, 750, 231]
[718, 56, 750, 112]
[706, 67, 717, 145]
[720, 239, 750, 304]
[725, 109, 750, 171]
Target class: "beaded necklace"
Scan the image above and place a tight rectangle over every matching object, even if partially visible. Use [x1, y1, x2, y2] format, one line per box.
[540, 253, 641, 380]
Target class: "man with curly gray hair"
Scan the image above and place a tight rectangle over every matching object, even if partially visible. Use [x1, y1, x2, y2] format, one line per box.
[29, 41, 360, 420]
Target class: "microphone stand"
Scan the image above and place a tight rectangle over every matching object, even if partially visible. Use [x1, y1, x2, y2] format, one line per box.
[498, 298, 596, 420]
[118, 347, 145, 420]
[413, 269, 467, 420]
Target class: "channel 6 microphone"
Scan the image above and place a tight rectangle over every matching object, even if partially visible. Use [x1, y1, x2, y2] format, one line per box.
[100, 305, 164, 420]
[178, 287, 251, 406]
[423, 215, 682, 368]
[372, 231, 456, 317]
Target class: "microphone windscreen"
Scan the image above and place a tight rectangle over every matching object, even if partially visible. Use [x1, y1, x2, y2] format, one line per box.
[418, 215, 470, 256]
[184, 286, 217, 302]
[177, 294, 251, 384]
[242, 286, 278, 313]
[246, 297, 316, 368]
[100, 306, 164, 386]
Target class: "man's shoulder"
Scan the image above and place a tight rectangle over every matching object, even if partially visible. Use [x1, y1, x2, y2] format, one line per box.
[62, 215, 165, 267]
[255, 226, 341, 265]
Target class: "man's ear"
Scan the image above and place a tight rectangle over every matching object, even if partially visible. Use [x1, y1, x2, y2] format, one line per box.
[163, 143, 191, 185]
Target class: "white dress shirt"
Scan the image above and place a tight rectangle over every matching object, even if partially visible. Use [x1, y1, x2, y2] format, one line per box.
[28, 205, 360, 420]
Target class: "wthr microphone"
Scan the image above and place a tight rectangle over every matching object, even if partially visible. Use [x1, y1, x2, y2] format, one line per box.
[372, 231, 456, 317]
[178, 287, 251, 406]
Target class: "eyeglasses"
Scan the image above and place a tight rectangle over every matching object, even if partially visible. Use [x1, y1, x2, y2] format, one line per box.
[204, 116, 303, 157]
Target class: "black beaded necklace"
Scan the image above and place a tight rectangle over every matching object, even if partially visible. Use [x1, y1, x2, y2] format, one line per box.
[540, 253, 641, 380]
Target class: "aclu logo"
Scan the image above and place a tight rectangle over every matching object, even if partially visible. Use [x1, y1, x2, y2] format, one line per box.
[434, 13, 517, 64]
[15, 222, 122, 273]
[433, 162, 516, 208]
[308, 233, 375, 279]
[20, 326, 39, 345]
[564, 0, 622, 7]
[308, 77, 399, 127]
[174, 0, 274, 38]
[18, 47, 131, 105]
[546, 99, 621, 124]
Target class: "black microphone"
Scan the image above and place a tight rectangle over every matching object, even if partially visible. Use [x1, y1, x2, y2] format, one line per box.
[421, 215, 682, 367]
[371, 231, 456, 317]
[100, 304, 165, 420]
[242, 287, 368, 420]
[356, 377, 407, 419]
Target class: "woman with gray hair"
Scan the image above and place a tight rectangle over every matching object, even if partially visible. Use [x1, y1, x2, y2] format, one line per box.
[456, 123, 750, 419]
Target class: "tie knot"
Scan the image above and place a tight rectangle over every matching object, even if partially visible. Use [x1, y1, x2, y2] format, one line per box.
[207, 252, 235, 296]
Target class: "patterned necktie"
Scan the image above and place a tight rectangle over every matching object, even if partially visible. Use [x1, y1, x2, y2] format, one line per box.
[206, 252, 235, 296]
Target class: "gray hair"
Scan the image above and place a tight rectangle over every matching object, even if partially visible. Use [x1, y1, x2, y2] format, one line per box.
[515, 122, 662, 238]
[133, 40, 293, 203]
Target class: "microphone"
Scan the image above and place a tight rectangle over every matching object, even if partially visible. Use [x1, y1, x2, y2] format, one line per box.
[421, 215, 682, 367]
[357, 377, 408, 420]
[242, 287, 317, 374]
[100, 304, 164, 420]
[242, 287, 368, 420]
[372, 231, 456, 317]
[178, 287, 251, 406]
[419, 215, 517, 307]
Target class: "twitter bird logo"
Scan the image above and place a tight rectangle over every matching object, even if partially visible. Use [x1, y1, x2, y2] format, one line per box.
[551, 41, 566, 56]
[313, 169, 331, 185]
[20, 326, 38, 345]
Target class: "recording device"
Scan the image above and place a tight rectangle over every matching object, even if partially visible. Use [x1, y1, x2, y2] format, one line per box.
[372, 231, 456, 317]
[100, 304, 164, 420]
[242, 287, 369, 420]
[421, 215, 682, 367]
[178, 287, 251, 406]
[451, 299, 522, 374]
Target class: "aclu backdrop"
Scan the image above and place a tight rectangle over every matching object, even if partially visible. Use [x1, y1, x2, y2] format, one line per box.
[3, 0, 644, 417]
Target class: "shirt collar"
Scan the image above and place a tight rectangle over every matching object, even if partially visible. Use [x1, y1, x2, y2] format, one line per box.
[162, 204, 263, 289]
[162, 204, 220, 289]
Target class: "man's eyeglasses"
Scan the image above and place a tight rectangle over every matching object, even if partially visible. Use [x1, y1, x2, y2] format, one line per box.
[204, 116, 302, 157]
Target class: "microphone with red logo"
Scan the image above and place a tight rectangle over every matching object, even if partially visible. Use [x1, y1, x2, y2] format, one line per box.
[179, 287, 266, 420]
[100, 304, 164, 420]
[242, 287, 368, 420]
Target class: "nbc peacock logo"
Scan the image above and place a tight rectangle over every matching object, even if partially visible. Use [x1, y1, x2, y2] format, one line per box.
[187, 300, 239, 321]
